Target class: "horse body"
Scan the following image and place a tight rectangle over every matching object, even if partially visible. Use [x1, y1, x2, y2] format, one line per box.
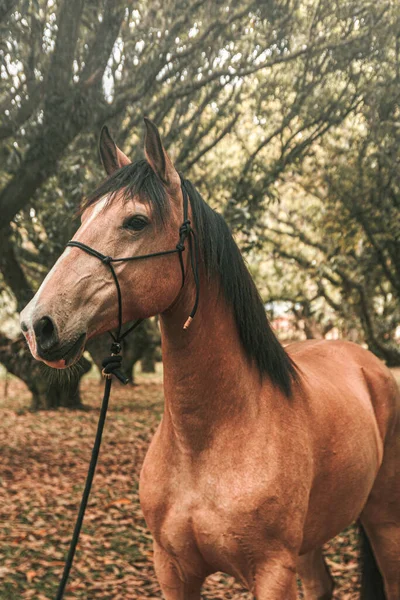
[20, 120, 400, 598]
[140, 277, 399, 597]
[295, 340, 396, 551]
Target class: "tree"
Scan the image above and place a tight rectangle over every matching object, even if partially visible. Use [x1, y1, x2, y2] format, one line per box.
[2, 0, 399, 407]
[250, 1, 400, 363]
[0, 331, 92, 409]
[2, 0, 278, 407]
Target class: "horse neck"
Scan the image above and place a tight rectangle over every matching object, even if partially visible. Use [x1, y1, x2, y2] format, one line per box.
[159, 273, 263, 451]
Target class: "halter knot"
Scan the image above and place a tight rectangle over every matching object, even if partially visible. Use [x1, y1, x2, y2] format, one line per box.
[101, 354, 129, 385]
[102, 255, 112, 265]
[110, 341, 121, 355]
[179, 219, 191, 237]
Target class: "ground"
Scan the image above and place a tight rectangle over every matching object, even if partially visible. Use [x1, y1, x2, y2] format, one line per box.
[1, 366, 399, 599]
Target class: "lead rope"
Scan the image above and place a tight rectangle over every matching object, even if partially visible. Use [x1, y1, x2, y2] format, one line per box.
[55, 333, 139, 600]
[55, 181, 199, 599]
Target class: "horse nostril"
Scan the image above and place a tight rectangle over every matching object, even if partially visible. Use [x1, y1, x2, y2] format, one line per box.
[21, 321, 28, 332]
[33, 316, 59, 352]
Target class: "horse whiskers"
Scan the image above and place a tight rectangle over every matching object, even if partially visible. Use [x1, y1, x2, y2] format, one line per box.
[40, 360, 85, 388]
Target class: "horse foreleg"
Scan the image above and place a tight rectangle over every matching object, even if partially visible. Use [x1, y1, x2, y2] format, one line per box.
[297, 548, 334, 600]
[253, 553, 298, 599]
[153, 541, 204, 600]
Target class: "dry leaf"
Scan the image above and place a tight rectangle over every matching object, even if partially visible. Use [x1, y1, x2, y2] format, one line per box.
[105, 498, 132, 509]
[0, 376, 362, 598]
[26, 570, 37, 583]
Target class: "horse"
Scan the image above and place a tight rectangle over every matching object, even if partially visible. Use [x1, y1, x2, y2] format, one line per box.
[20, 119, 400, 599]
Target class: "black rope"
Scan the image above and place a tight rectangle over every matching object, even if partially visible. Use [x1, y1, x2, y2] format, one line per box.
[54, 182, 200, 599]
[55, 376, 111, 600]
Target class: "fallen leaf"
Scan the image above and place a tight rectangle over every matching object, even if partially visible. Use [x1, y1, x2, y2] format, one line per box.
[105, 498, 132, 509]
[26, 570, 37, 583]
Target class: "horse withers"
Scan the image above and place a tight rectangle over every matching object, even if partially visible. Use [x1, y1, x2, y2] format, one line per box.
[20, 119, 400, 599]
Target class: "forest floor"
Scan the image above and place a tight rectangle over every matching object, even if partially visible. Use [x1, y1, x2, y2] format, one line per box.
[0, 366, 399, 599]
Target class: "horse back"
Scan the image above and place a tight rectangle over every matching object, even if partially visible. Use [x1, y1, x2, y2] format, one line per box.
[288, 339, 399, 442]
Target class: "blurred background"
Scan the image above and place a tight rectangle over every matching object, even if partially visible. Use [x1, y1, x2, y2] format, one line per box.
[0, 0, 399, 598]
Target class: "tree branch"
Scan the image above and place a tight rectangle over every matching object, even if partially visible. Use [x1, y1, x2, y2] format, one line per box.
[45, 0, 85, 98]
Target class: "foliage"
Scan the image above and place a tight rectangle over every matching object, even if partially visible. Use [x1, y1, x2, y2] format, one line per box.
[252, 22, 400, 362]
[0, 0, 399, 409]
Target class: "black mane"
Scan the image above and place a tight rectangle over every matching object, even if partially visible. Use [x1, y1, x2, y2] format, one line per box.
[84, 160, 297, 396]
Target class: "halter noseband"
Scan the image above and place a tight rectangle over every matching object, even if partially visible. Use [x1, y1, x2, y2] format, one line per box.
[66, 180, 199, 356]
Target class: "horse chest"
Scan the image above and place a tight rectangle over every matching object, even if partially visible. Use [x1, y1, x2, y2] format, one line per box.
[143, 489, 261, 578]
[140, 456, 301, 578]
[157, 498, 229, 559]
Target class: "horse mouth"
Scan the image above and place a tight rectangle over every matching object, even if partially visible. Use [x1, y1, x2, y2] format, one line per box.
[39, 333, 87, 368]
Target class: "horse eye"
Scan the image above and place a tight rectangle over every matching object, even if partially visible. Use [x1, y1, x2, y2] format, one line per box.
[123, 215, 149, 231]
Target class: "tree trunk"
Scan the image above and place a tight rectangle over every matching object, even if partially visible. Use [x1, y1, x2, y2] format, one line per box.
[30, 375, 87, 410]
[357, 288, 400, 367]
[0, 333, 91, 410]
[141, 348, 156, 373]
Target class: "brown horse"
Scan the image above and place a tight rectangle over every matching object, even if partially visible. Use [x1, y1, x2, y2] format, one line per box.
[20, 120, 400, 599]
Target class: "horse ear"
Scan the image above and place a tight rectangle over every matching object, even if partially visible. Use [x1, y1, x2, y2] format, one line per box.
[143, 117, 180, 191]
[99, 126, 131, 176]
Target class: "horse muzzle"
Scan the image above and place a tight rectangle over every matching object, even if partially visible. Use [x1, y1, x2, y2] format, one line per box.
[21, 313, 86, 368]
